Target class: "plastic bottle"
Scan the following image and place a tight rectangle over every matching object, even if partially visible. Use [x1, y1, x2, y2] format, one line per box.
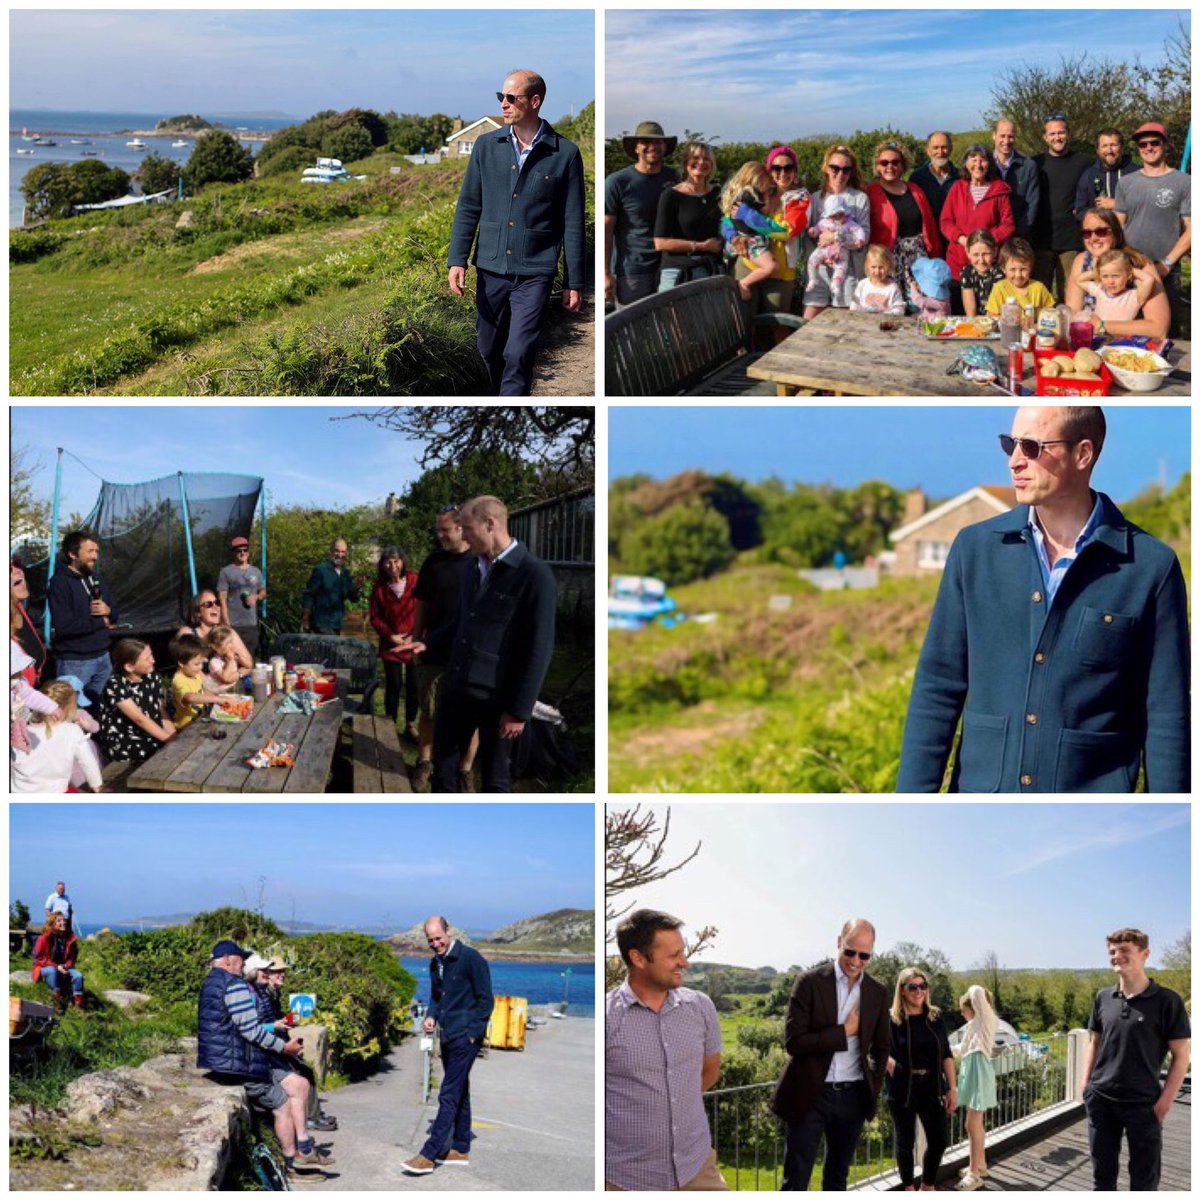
[1000, 297, 1021, 348]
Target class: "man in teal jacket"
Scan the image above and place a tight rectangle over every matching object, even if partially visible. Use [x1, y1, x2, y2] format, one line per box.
[898, 406, 1189, 793]
[448, 69, 585, 396]
[300, 538, 361, 634]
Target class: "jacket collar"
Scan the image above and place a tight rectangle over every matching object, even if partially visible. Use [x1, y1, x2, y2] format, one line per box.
[490, 121, 558, 151]
[994, 490, 1131, 558]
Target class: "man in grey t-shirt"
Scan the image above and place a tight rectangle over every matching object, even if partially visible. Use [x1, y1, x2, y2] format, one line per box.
[217, 536, 266, 658]
[1115, 122, 1192, 336]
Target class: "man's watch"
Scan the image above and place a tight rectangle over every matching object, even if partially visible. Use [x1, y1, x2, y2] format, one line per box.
[1160, 257, 1175, 270]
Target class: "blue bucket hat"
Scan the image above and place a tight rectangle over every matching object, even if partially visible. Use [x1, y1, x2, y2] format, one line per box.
[912, 256, 952, 300]
[55, 674, 92, 708]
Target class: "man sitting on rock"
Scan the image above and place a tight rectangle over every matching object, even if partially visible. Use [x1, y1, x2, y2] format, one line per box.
[197, 940, 334, 1179]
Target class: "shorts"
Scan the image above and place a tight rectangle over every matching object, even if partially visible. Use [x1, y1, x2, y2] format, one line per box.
[418, 663, 447, 721]
[243, 1066, 291, 1111]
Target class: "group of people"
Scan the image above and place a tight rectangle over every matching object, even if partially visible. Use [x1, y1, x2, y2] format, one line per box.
[605, 911, 1190, 1192]
[195, 916, 494, 1185]
[605, 116, 1189, 338]
[11, 496, 557, 794]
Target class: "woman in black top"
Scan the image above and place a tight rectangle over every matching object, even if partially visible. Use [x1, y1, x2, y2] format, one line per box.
[886, 966, 957, 1190]
[654, 140, 724, 290]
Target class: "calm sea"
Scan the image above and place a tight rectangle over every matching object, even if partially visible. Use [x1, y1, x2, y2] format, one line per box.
[10, 109, 299, 227]
[400, 956, 595, 1017]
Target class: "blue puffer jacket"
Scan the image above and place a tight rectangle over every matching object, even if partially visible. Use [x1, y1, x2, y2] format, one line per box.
[197, 968, 271, 1081]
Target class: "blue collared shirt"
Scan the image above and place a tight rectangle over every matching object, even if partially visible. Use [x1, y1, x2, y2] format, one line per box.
[511, 118, 546, 174]
[1028, 491, 1103, 604]
[477, 537, 519, 585]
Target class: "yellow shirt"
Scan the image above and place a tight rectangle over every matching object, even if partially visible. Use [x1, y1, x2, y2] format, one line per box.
[986, 278, 1055, 316]
[171, 670, 205, 730]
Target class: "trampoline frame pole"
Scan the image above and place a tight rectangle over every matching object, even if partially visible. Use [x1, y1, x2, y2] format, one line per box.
[260, 489, 268, 621]
[178, 472, 198, 598]
[45, 447, 64, 646]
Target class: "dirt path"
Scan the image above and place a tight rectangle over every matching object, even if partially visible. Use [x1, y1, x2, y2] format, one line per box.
[532, 294, 595, 396]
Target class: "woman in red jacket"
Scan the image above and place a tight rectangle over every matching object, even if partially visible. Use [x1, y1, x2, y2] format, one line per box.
[33, 912, 83, 1011]
[866, 139, 942, 311]
[369, 546, 420, 737]
[939, 144, 1015, 284]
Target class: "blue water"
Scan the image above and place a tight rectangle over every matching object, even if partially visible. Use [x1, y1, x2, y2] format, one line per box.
[400, 956, 595, 1017]
[10, 109, 299, 227]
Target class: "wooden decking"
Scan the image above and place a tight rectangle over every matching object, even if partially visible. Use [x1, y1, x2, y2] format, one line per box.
[937, 1097, 1190, 1191]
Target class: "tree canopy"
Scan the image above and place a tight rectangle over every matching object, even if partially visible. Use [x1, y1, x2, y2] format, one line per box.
[138, 151, 182, 195]
[184, 130, 254, 189]
[20, 160, 130, 219]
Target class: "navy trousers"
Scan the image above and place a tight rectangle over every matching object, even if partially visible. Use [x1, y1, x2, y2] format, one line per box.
[420, 1035, 481, 1160]
[783, 1081, 871, 1191]
[432, 691, 515, 793]
[475, 269, 551, 396]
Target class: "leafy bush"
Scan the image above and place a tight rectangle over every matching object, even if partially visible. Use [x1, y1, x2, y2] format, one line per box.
[10, 229, 63, 263]
[138, 151, 182, 195]
[257, 144, 316, 178]
[322, 126, 374, 165]
[621, 502, 735, 586]
[185, 131, 255, 189]
[20, 161, 131, 219]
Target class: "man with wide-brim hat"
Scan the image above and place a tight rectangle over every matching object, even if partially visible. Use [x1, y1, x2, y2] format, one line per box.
[1115, 121, 1192, 336]
[605, 120, 680, 308]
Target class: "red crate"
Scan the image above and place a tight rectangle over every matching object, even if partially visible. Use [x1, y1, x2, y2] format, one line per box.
[1033, 349, 1112, 397]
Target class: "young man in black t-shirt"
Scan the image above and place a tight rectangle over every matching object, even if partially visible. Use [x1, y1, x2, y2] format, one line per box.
[1081, 927, 1190, 1191]
[409, 508, 475, 791]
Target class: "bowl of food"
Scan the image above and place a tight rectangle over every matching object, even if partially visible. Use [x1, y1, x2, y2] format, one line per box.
[1098, 346, 1173, 393]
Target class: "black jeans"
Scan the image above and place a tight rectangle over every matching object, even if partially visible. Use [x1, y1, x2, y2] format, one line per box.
[783, 1081, 870, 1191]
[888, 1084, 948, 1188]
[1086, 1089, 1163, 1190]
[432, 691, 514, 793]
[382, 659, 418, 724]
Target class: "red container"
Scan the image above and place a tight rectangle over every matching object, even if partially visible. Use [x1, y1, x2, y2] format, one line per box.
[1033, 349, 1112, 397]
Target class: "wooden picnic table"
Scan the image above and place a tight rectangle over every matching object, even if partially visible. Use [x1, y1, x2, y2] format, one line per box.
[745, 307, 1192, 396]
[127, 674, 349, 794]
[351, 715, 414, 793]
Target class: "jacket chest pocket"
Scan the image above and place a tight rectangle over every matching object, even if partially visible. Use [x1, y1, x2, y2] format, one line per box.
[476, 588, 518, 624]
[1073, 606, 1136, 669]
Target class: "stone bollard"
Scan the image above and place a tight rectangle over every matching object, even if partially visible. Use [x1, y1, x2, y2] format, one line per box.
[294, 1023, 330, 1084]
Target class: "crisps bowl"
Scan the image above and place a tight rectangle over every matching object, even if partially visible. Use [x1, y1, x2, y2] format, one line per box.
[1098, 347, 1172, 393]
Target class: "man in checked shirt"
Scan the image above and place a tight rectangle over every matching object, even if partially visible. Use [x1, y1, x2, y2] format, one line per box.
[605, 909, 728, 1191]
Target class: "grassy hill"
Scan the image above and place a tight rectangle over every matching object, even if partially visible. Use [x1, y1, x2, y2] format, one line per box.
[388, 907, 594, 958]
[11, 144, 594, 396]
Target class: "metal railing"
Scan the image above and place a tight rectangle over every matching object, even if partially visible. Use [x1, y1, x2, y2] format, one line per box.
[704, 1034, 1073, 1190]
[509, 489, 594, 567]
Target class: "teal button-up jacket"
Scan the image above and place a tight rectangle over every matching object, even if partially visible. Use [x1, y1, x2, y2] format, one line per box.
[898, 493, 1190, 793]
[448, 123, 586, 288]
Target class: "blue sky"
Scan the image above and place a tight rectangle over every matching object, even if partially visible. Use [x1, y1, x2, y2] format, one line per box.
[10, 10, 594, 120]
[12, 406, 439, 524]
[614, 804, 1190, 970]
[10, 803, 594, 930]
[609, 406, 1190, 502]
[607, 10, 1189, 142]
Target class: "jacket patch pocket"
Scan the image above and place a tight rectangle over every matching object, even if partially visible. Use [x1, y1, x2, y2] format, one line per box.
[1073, 606, 1136, 669]
[522, 224, 559, 262]
[1053, 728, 1138, 793]
[464, 647, 500, 691]
[957, 711, 1008, 793]
[477, 220, 502, 260]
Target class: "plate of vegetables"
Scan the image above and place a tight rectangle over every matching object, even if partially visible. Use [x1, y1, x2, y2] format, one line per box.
[921, 316, 1000, 340]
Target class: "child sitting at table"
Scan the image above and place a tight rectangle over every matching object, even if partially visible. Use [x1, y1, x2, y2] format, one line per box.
[11, 680, 107, 793]
[206, 624, 248, 693]
[960, 230, 1006, 317]
[1075, 249, 1154, 324]
[171, 633, 227, 730]
[98, 638, 175, 764]
[850, 245, 905, 314]
[985, 238, 1054, 316]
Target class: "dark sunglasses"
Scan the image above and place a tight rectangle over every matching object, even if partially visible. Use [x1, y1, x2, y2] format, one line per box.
[1081, 227, 1111, 239]
[438, 504, 460, 514]
[905, 981, 929, 992]
[1045, 113, 1066, 124]
[200, 600, 220, 608]
[233, 546, 250, 553]
[770, 163, 796, 173]
[828, 164, 851, 175]
[878, 158, 902, 167]
[1136, 138, 1163, 148]
[999, 434, 1080, 458]
[496, 92, 531, 104]
[842, 949, 872, 962]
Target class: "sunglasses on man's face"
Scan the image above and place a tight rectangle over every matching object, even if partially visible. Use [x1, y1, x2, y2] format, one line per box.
[496, 92, 531, 104]
[999, 434, 1080, 458]
[1136, 138, 1163, 149]
[842, 949, 872, 962]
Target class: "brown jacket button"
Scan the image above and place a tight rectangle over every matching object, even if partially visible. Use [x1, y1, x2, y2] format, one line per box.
[1020, 774, 1033, 786]
[1026, 713, 1038, 725]
[1031, 591, 1043, 603]
[1034, 652, 1046, 663]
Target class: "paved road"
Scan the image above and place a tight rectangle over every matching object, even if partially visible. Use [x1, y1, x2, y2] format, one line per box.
[305, 1016, 594, 1191]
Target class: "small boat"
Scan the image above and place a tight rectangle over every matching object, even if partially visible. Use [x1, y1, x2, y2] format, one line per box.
[70, 138, 93, 145]
[37, 139, 58, 146]
[16, 148, 34, 155]
[126, 138, 146, 149]
[171, 139, 187, 148]
[80, 150, 98, 156]
[20, 129, 39, 142]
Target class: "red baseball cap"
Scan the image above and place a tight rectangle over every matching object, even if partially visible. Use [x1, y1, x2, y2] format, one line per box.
[231, 536, 250, 549]
[1132, 122, 1168, 142]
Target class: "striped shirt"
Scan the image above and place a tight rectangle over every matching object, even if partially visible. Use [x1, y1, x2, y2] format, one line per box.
[605, 981, 721, 1191]
[224, 979, 286, 1053]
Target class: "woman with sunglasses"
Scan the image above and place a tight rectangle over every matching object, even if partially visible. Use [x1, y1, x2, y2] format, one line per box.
[653, 140, 724, 291]
[886, 967, 956, 1192]
[866, 140, 942, 313]
[1064, 207, 1170, 339]
[803, 144, 871, 319]
[177, 591, 253, 670]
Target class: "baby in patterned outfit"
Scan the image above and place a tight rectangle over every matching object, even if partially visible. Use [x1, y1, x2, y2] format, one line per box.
[805, 193, 867, 299]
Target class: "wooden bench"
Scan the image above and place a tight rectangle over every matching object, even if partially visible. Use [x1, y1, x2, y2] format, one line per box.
[350, 715, 414, 793]
[605, 274, 804, 396]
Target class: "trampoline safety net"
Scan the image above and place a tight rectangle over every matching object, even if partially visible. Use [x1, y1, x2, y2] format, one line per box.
[37, 472, 263, 635]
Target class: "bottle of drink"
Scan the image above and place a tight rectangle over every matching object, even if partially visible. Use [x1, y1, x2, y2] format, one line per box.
[1000, 297, 1021, 348]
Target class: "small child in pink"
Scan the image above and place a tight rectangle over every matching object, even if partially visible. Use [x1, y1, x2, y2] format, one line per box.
[1077, 249, 1154, 323]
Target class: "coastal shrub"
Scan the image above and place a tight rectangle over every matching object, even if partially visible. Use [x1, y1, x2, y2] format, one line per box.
[20, 161, 130, 219]
[185, 130, 255, 189]
[9, 229, 63, 263]
[138, 151, 182, 195]
[323, 126, 374, 165]
[621, 503, 735, 586]
[257, 145, 314, 178]
[325, 107, 390, 147]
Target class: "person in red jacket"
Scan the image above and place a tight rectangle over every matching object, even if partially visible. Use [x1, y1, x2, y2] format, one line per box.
[866, 140, 942, 312]
[940, 144, 1016, 286]
[369, 546, 420, 738]
[33, 912, 83, 1012]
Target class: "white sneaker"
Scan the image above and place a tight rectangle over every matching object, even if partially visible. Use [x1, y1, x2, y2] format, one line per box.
[955, 1173, 983, 1191]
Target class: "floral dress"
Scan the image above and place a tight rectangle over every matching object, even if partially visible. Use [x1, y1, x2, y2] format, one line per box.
[98, 672, 165, 763]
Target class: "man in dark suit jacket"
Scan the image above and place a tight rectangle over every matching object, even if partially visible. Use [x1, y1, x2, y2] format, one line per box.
[772, 919, 890, 1191]
[448, 69, 585, 396]
[422, 495, 556, 793]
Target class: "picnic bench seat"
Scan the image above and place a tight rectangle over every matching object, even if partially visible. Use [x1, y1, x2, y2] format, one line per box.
[350, 715, 414, 793]
[99, 759, 136, 792]
[606, 274, 804, 396]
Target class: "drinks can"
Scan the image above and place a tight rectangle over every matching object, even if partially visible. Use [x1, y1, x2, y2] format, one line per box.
[1007, 347, 1024, 391]
[284, 671, 297, 694]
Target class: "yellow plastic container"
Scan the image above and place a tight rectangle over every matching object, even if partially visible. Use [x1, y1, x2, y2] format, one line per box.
[485, 995, 528, 1050]
[486, 994, 511, 1047]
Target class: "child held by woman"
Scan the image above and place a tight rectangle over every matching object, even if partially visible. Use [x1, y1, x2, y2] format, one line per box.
[721, 162, 787, 301]
[1075, 249, 1154, 324]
